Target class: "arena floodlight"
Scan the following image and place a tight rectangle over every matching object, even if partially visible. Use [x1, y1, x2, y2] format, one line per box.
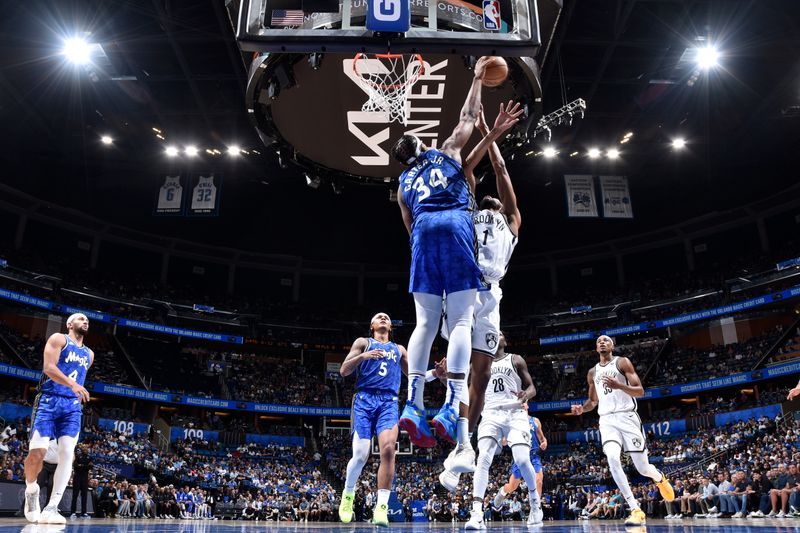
[63, 37, 92, 65]
[543, 146, 558, 159]
[185, 145, 199, 157]
[696, 46, 720, 70]
[587, 148, 601, 159]
[165, 146, 179, 157]
[607, 148, 620, 160]
[672, 138, 687, 150]
[227, 145, 241, 157]
[100, 135, 112, 145]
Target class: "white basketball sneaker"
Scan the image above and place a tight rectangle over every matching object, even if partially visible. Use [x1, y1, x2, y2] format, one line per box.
[24, 484, 40, 523]
[439, 469, 461, 493]
[446, 444, 476, 474]
[527, 506, 544, 526]
[39, 506, 66, 524]
[465, 510, 486, 530]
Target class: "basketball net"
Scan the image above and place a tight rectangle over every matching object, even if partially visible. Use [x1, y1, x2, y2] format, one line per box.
[353, 53, 425, 125]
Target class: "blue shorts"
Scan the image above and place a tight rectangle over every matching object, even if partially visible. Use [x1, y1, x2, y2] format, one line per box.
[409, 210, 483, 295]
[511, 454, 543, 478]
[351, 390, 399, 439]
[31, 393, 82, 440]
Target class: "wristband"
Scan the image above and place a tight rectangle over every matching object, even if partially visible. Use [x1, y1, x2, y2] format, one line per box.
[425, 370, 437, 382]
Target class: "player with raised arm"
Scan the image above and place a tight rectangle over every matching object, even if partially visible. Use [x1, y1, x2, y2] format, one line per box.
[338, 313, 438, 527]
[493, 416, 547, 508]
[569, 335, 674, 526]
[24, 313, 93, 524]
[439, 102, 522, 475]
[460, 333, 542, 529]
[393, 56, 524, 453]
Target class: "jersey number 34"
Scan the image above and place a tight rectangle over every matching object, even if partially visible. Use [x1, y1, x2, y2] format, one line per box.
[411, 168, 448, 201]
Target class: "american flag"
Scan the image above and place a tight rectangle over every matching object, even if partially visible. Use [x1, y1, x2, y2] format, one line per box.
[271, 9, 305, 26]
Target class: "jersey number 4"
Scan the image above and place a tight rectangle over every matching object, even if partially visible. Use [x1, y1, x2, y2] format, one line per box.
[68, 370, 79, 381]
[411, 168, 448, 201]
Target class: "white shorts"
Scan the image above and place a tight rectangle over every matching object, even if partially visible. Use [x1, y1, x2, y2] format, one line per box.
[599, 411, 646, 453]
[477, 408, 530, 447]
[441, 283, 502, 355]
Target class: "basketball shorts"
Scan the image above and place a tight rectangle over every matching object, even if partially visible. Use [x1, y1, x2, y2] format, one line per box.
[477, 408, 530, 447]
[599, 411, 646, 453]
[30, 393, 82, 448]
[511, 453, 543, 477]
[409, 210, 483, 296]
[441, 283, 502, 355]
[351, 390, 399, 440]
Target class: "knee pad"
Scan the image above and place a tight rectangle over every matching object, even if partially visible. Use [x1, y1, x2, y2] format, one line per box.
[352, 436, 371, 464]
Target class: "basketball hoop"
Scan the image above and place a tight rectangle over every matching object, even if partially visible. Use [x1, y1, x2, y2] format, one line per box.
[353, 53, 425, 125]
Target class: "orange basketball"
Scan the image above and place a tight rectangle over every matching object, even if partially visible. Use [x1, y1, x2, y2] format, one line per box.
[481, 56, 508, 87]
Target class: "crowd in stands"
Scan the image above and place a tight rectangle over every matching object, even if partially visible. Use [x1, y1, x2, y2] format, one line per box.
[650, 326, 783, 386]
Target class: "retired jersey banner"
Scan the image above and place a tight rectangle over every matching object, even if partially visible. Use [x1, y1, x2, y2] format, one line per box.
[600, 175, 633, 218]
[155, 175, 185, 215]
[188, 174, 222, 216]
[564, 175, 598, 217]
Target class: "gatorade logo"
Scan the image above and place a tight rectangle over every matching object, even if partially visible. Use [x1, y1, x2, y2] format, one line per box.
[366, 0, 410, 32]
[374, 0, 401, 21]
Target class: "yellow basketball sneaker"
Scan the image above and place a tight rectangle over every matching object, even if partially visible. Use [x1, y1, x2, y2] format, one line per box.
[373, 503, 389, 527]
[338, 491, 354, 523]
[656, 470, 675, 502]
[624, 508, 646, 526]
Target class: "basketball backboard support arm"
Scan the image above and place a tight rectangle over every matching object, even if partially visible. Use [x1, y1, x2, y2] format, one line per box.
[229, 0, 556, 57]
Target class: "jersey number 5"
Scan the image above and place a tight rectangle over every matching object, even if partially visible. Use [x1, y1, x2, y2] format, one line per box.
[378, 361, 388, 376]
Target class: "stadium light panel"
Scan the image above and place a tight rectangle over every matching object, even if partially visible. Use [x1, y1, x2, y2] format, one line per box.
[587, 148, 601, 159]
[607, 148, 620, 160]
[63, 37, 91, 65]
[696, 46, 720, 70]
[672, 138, 687, 150]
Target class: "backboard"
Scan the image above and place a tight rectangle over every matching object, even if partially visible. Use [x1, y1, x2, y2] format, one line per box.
[226, 0, 564, 184]
[230, 0, 562, 57]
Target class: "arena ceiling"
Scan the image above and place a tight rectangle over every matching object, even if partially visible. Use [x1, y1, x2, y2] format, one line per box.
[0, 0, 798, 263]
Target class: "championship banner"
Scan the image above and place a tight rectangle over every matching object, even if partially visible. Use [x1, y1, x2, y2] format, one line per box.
[188, 174, 221, 216]
[599, 175, 633, 218]
[564, 175, 598, 217]
[155, 175, 185, 215]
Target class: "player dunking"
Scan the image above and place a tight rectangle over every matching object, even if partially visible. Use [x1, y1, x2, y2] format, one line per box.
[494, 416, 547, 508]
[393, 56, 523, 451]
[24, 313, 93, 524]
[570, 335, 674, 525]
[337, 313, 411, 527]
[440, 102, 522, 474]
[463, 333, 542, 528]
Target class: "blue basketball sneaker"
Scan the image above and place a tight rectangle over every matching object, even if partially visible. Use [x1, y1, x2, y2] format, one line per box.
[430, 404, 458, 444]
[398, 404, 436, 448]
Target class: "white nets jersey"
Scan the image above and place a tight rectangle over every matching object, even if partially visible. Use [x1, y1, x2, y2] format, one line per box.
[484, 353, 523, 410]
[474, 209, 517, 282]
[594, 356, 637, 416]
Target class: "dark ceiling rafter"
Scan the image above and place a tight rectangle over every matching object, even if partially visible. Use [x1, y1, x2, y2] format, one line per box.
[563, 0, 640, 146]
[150, 0, 216, 133]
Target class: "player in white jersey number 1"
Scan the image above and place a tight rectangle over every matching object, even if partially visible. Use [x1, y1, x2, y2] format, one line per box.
[463, 333, 543, 529]
[570, 335, 674, 526]
[440, 103, 522, 475]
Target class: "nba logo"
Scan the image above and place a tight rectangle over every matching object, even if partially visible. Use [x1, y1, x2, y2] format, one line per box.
[483, 0, 501, 31]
